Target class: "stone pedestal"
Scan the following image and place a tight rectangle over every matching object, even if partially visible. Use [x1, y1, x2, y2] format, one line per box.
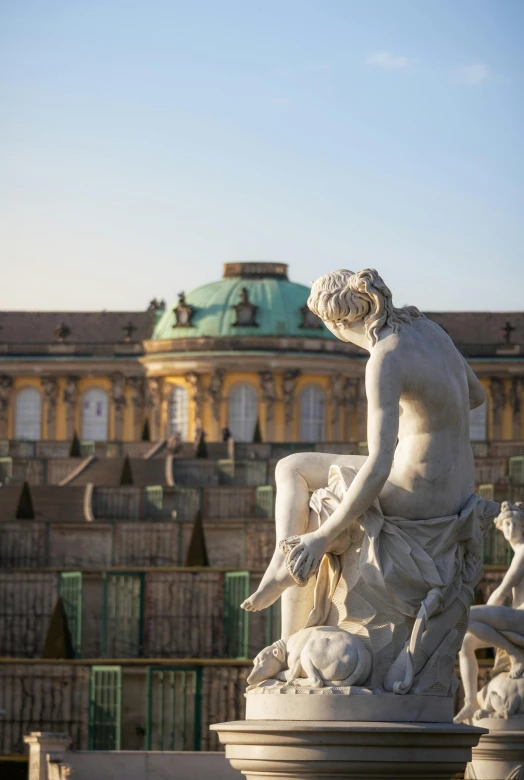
[24, 733, 72, 780]
[466, 719, 524, 780]
[211, 720, 486, 779]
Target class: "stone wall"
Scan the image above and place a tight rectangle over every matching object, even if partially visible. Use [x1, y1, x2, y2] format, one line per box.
[0, 662, 249, 755]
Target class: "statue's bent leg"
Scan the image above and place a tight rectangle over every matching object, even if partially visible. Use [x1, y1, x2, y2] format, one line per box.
[296, 653, 324, 688]
[241, 452, 366, 637]
[468, 617, 524, 678]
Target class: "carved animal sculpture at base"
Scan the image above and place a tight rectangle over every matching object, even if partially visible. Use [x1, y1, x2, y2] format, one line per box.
[247, 625, 371, 689]
[474, 672, 524, 720]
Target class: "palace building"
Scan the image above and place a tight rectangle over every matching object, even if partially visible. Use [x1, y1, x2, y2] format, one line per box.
[1, 261, 523, 447]
[0, 262, 523, 772]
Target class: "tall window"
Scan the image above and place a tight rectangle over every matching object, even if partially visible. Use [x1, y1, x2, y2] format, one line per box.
[15, 388, 42, 440]
[300, 385, 325, 442]
[470, 402, 487, 441]
[228, 384, 257, 442]
[168, 386, 189, 440]
[82, 388, 109, 441]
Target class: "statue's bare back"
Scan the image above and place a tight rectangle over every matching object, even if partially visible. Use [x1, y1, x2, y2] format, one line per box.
[377, 315, 476, 520]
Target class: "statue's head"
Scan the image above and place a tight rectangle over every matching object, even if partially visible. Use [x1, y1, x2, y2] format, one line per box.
[307, 268, 421, 346]
[495, 501, 524, 544]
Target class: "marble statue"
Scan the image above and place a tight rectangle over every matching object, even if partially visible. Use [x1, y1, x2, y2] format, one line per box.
[241, 268, 499, 699]
[455, 501, 524, 724]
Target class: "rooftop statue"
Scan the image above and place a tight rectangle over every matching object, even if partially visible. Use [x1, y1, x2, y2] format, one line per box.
[455, 501, 524, 723]
[242, 268, 499, 700]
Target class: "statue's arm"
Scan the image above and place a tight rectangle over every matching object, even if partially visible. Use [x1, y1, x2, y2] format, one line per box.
[487, 548, 524, 605]
[462, 356, 485, 410]
[314, 351, 400, 545]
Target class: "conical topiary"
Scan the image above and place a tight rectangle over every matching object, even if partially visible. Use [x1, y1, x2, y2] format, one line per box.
[41, 597, 75, 659]
[120, 454, 134, 485]
[253, 418, 263, 443]
[16, 481, 35, 519]
[141, 417, 151, 442]
[184, 510, 209, 566]
[69, 431, 81, 457]
[195, 430, 208, 459]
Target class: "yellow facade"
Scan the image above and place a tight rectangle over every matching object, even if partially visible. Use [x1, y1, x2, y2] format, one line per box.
[2, 368, 523, 445]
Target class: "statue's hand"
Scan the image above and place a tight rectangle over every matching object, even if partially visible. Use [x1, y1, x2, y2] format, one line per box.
[288, 532, 329, 581]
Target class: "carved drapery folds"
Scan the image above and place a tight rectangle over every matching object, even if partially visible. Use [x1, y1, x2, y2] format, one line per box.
[185, 372, 203, 436]
[0, 375, 13, 439]
[282, 370, 301, 439]
[259, 371, 277, 440]
[329, 373, 346, 441]
[110, 373, 127, 441]
[128, 377, 145, 439]
[41, 376, 59, 440]
[62, 376, 79, 440]
[146, 377, 161, 440]
[490, 378, 506, 440]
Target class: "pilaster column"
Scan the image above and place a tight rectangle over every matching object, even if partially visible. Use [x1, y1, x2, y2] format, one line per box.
[510, 377, 523, 440]
[185, 371, 203, 439]
[207, 369, 225, 440]
[24, 732, 72, 780]
[62, 377, 79, 440]
[282, 370, 301, 441]
[110, 372, 127, 441]
[344, 378, 359, 442]
[259, 371, 277, 442]
[128, 377, 145, 440]
[41, 377, 59, 440]
[0, 375, 13, 439]
[357, 377, 368, 443]
[146, 377, 161, 440]
[490, 377, 506, 440]
[329, 373, 345, 442]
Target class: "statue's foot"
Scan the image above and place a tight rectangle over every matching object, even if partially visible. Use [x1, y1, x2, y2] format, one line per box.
[241, 547, 295, 612]
[508, 653, 524, 678]
[453, 700, 479, 724]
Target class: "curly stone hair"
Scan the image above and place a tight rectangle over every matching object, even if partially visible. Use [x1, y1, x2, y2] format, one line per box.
[495, 501, 524, 531]
[307, 268, 423, 347]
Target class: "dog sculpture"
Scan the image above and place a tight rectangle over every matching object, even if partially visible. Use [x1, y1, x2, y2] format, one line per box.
[475, 672, 524, 720]
[247, 625, 371, 689]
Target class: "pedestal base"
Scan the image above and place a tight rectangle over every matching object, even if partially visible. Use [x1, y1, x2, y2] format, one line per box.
[210, 720, 487, 779]
[466, 719, 524, 780]
[246, 691, 453, 722]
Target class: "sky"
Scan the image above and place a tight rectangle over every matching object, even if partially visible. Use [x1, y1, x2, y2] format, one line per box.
[1, 0, 523, 312]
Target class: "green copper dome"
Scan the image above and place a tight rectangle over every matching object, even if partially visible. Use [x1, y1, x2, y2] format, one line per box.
[153, 263, 336, 341]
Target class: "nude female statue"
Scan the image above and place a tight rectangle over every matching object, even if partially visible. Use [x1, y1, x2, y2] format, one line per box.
[241, 268, 486, 649]
[454, 501, 524, 723]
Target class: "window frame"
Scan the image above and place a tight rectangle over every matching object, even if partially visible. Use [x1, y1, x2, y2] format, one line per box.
[14, 386, 42, 441]
[299, 384, 326, 442]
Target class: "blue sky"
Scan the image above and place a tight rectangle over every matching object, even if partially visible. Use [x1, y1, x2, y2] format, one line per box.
[1, 0, 522, 311]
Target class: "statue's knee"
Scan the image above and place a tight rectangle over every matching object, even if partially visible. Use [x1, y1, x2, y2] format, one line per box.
[275, 454, 302, 483]
[460, 633, 476, 655]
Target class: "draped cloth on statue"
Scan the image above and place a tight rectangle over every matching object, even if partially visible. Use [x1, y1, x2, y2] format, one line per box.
[281, 465, 499, 694]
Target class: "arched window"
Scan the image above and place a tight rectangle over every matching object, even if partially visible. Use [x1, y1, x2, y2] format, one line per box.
[228, 384, 257, 442]
[167, 385, 189, 440]
[15, 388, 42, 440]
[300, 385, 325, 442]
[82, 388, 109, 441]
[470, 402, 487, 441]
